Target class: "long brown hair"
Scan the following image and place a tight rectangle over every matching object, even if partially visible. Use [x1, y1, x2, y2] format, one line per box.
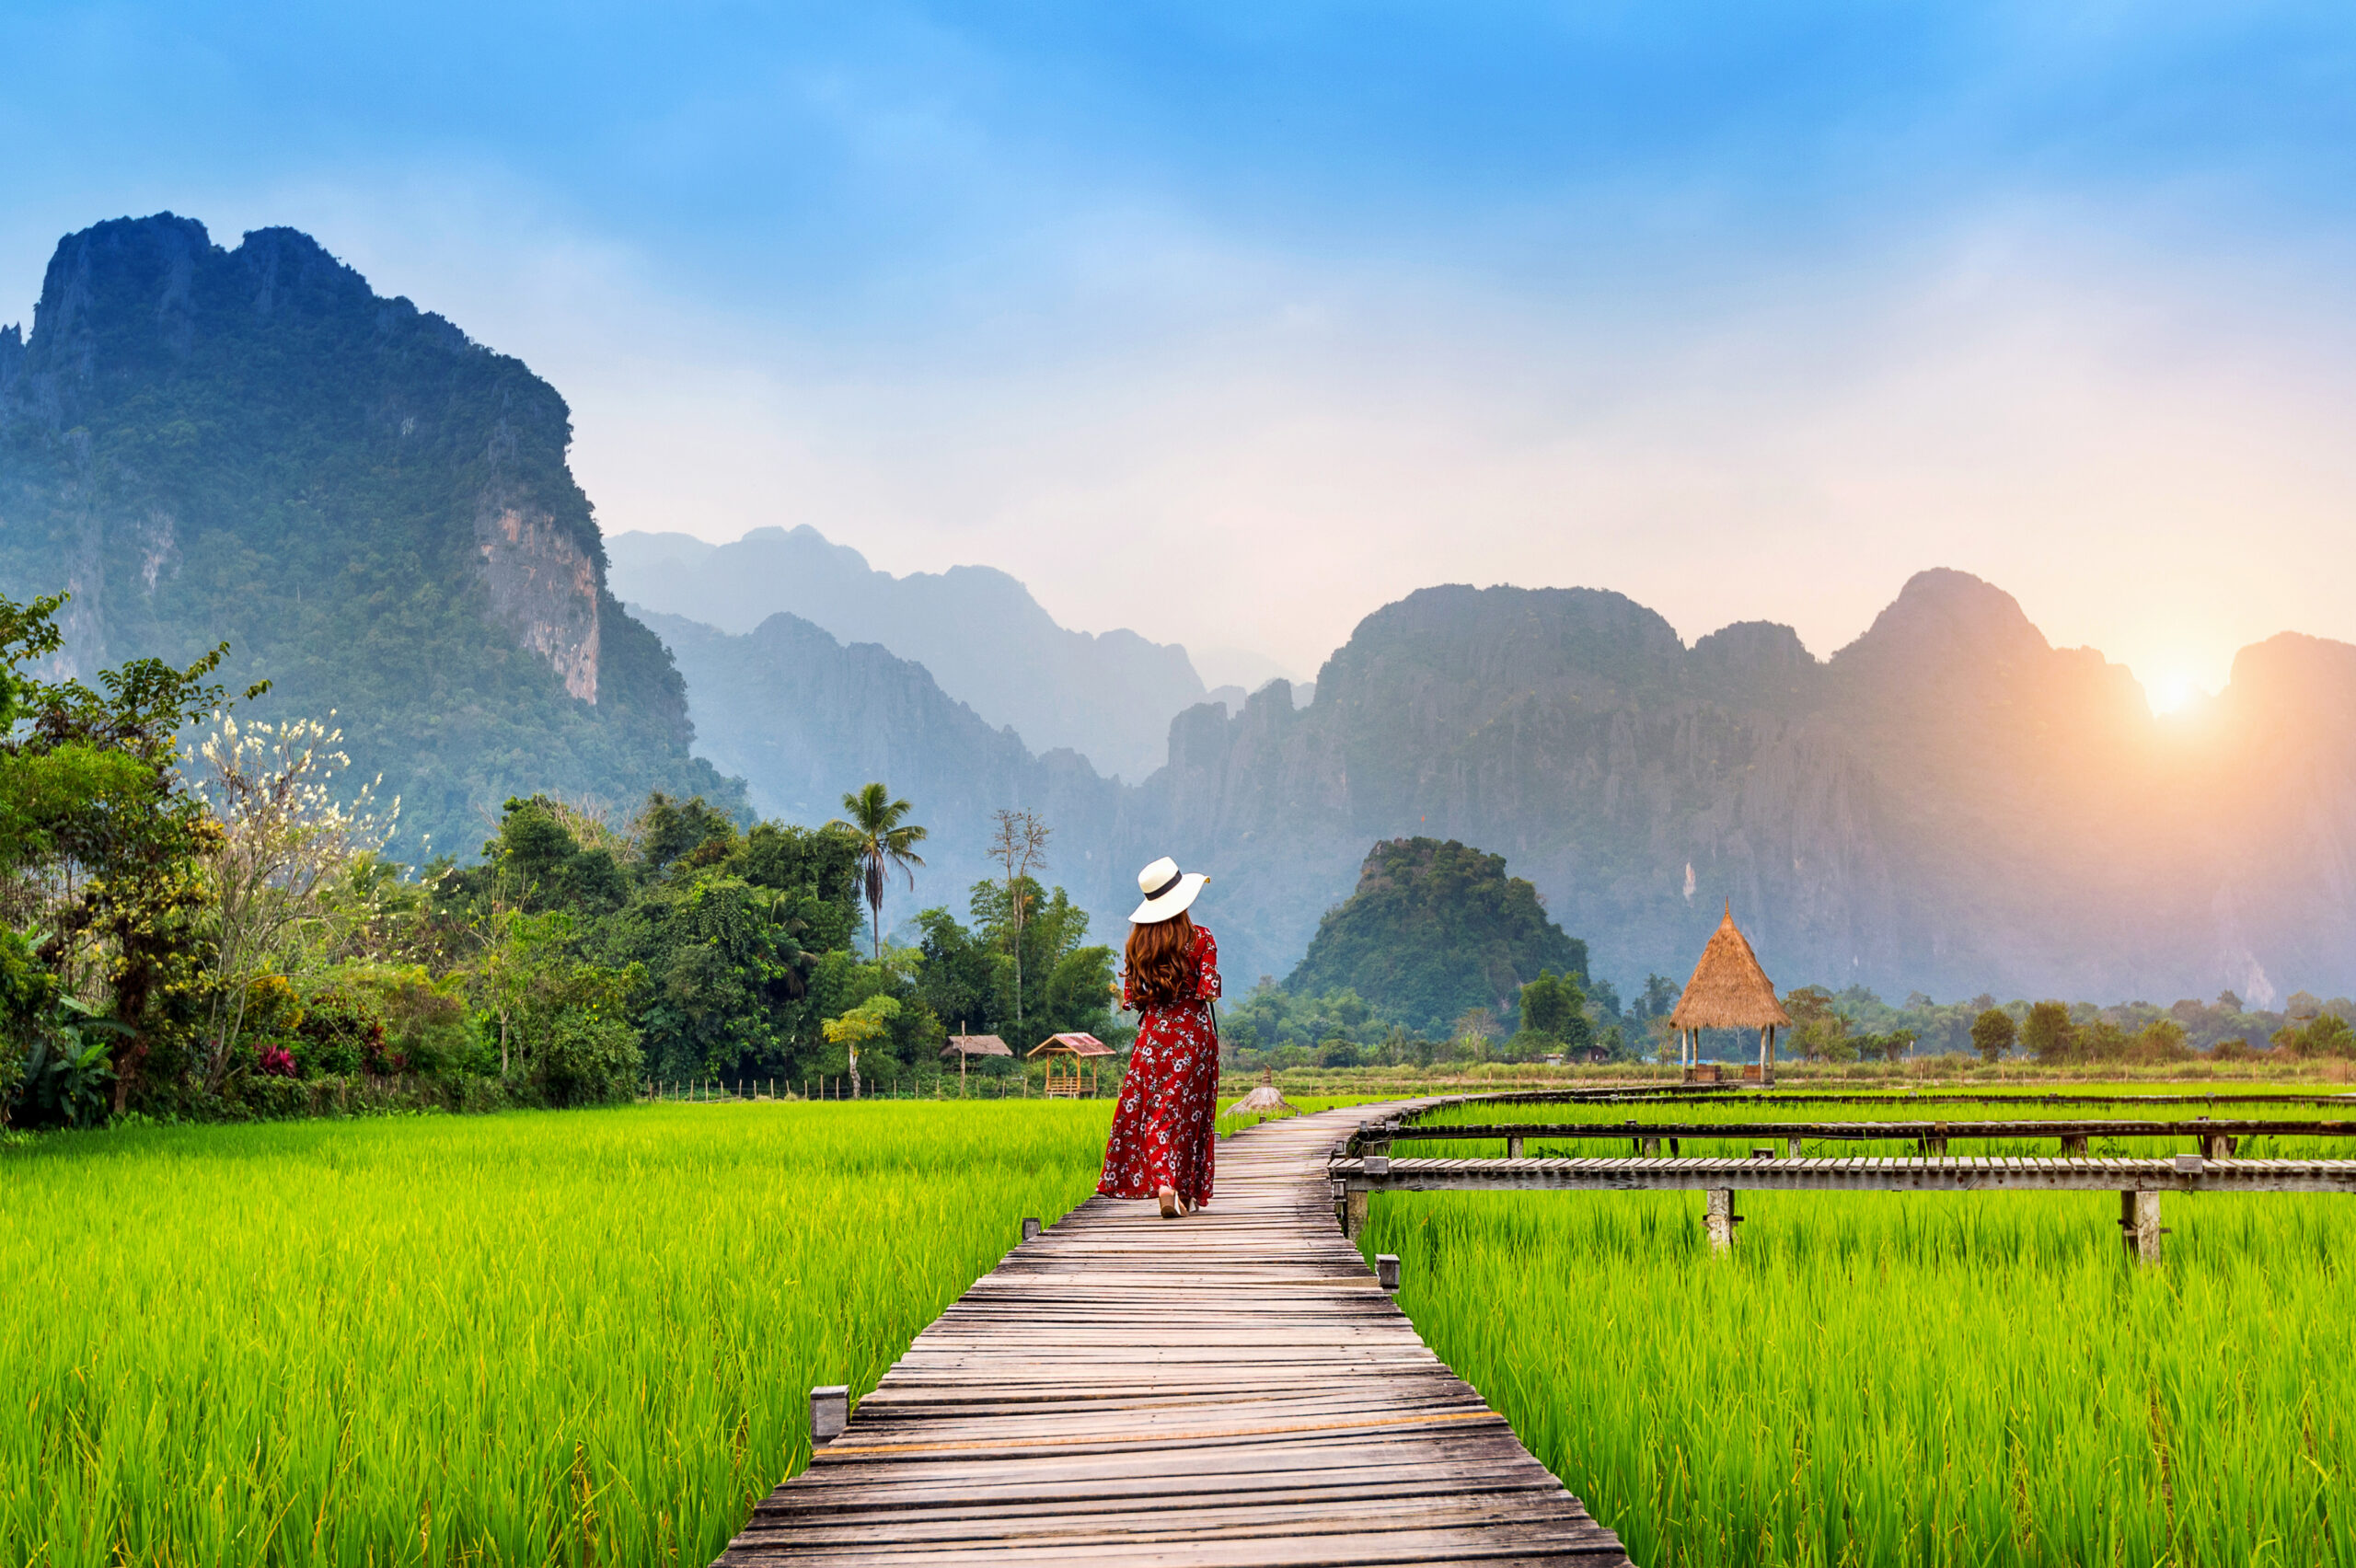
[1125, 912, 1196, 1008]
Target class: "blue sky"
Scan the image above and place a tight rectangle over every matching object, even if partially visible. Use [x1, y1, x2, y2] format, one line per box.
[5, 2, 2351, 695]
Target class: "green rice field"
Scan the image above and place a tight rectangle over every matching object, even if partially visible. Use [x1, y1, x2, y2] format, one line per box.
[1367, 1093, 2356, 1565]
[7, 1089, 2351, 1565]
[0, 1102, 1111, 1567]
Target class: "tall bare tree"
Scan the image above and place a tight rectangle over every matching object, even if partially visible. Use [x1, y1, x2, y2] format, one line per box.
[987, 809, 1051, 1025]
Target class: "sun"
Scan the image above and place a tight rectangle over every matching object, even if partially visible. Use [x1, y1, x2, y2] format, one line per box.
[2146, 673, 2204, 718]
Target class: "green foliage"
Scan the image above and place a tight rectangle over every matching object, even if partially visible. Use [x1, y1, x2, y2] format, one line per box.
[2022, 999, 2078, 1063]
[0, 588, 244, 1120]
[2273, 1012, 2356, 1060]
[1782, 986, 1855, 1063]
[1285, 838, 1588, 1035]
[830, 782, 928, 960]
[905, 878, 1115, 1058]
[1971, 1006, 2018, 1062]
[1517, 969, 1592, 1054]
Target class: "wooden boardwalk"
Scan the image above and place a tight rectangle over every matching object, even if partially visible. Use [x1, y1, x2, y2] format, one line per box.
[717, 1101, 1630, 1566]
[1334, 1152, 2356, 1194]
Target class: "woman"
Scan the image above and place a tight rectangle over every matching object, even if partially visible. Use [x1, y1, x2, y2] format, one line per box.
[1096, 856, 1221, 1219]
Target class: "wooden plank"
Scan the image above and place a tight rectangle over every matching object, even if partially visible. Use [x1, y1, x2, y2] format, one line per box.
[714, 1100, 1630, 1565]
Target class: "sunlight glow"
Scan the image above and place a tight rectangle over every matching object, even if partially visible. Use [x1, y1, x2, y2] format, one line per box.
[2146, 672, 2204, 717]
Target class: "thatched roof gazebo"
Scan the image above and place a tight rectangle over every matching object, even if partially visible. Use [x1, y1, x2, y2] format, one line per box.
[941, 1032, 1011, 1095]
[1669, 905, 1792, 1084]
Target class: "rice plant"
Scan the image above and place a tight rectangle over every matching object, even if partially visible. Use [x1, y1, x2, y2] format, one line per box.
[0, 1101, 1112, 1567]
[1365, 1182, 2356, 1565]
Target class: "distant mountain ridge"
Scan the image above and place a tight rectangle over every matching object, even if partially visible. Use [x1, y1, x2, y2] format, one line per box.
[14, 215, 2349, 1006]
[607, 526, 1206, 780]
[652, 570, 2356, 1003]
[0, 214, 739, 853]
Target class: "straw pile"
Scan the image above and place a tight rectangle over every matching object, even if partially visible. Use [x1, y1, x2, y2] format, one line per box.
[1225, 1070, 1299, 1118]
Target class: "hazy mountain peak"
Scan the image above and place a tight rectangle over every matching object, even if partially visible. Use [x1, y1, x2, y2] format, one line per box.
[606, 525, 1203, 779]
[1837, 568, 2050, 669]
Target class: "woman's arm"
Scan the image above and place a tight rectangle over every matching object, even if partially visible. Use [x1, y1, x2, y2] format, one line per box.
[1194, 926, 1222, 1000]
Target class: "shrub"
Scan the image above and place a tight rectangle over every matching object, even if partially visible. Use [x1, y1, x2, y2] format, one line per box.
[535, 1011, 642, 1106]
[293, 989, 387, 1077]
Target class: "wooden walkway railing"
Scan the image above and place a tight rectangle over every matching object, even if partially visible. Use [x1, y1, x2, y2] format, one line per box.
[715, 1101, 1630, 1565]
[1332, 1101, 2356, 1263]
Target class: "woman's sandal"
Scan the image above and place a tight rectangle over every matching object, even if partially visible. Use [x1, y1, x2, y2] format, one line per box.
[1158, 1186, 1180, 1220]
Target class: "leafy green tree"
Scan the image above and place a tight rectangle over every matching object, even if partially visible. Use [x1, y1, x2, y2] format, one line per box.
[2272, 1013, 2355, 1060]
[831, 783, 927, 962]
[2, 590, 265, 1116]
[1783, 986, 1854, 1063]
[1286, 838, 1586, 1035]
[1970, 1008, 2017, 1063]
[1513, 968, 1595, 1060]
[2021, 1001, 2078, 1063]
[823, 994, 901, 1099]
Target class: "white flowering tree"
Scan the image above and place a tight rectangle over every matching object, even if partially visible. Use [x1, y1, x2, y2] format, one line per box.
[190, 715, 395, 1091]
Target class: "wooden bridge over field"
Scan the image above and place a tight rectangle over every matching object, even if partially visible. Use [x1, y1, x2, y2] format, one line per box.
[714, 1100, 1632, 1566]
[1330, 1097, 2356, 1262]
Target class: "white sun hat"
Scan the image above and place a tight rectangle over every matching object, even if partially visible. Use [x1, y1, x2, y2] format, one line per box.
[1130, 855, 1208, 924]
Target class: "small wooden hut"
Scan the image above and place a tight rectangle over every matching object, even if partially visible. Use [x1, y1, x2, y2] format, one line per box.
[1669, 905, 1792, 1085]
[1027, 1032, 1115, 1098]
[941, 1032, 1011, 1095]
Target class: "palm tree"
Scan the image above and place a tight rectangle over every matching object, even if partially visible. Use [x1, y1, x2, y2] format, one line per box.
[830, 783, 928, 962]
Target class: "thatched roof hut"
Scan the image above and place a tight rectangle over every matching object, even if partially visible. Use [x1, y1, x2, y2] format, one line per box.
[1670, 905, 1790, 1031]
[941, 1033, 1012, 1060]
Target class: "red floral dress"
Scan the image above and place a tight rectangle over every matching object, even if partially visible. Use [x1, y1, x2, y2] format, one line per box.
[1097, 925, 1222, 1208]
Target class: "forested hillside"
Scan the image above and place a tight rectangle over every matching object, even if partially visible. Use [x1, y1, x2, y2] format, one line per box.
[0, 214, 740, 857]
[1285, 838, 1586, 1034]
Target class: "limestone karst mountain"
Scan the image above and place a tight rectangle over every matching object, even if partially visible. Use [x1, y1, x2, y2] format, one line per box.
[9, 216, 2347, 1002]
[607, 526, 1207, 780]
[0, 214, 739, 855]
[649, 568, 2356, 1000]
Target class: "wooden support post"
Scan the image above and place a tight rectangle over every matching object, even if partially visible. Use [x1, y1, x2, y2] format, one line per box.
[2120, 1191, 2164, 1263]
[810, 1385, 849, 1444]
[1343, 1188, 1369, 1239]
[1785, 1136, 1804, 1159]
[1704, 1189, 1739, 1253]
[2201, 1133, 2235, 1160]
[1507, 1134, 1525, 1159]
[1923, 1130, 1949, 1156]
[1021, 1217, 1042, 1242]
[1641, 1135, 1662, 1157]
[2062, 1134, 2089, 1158]
[1375, 1253, 1401, 1293]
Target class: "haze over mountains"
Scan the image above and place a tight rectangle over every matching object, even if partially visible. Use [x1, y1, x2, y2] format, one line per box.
[607, 527, 1214, 780]
[5, 214, 2351, 1006]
